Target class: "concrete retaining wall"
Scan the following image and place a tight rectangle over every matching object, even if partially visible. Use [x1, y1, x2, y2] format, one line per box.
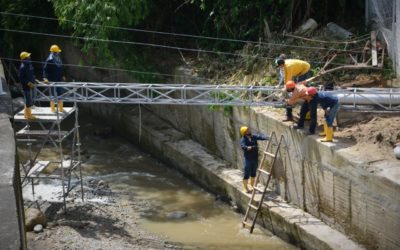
[0, 64, 26, 250]
[84, 103, 363, 250]
[81, 68, 400, 249]
[145, 68, 400, 249]
[148, 104, 400, 249]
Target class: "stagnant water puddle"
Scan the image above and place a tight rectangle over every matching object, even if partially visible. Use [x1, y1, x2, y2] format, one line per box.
[21, 111, 296, 249]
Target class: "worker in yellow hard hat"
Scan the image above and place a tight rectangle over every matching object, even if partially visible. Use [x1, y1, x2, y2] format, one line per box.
[240, 126, 269, 193]
[43, 44, 66, 112]
[18, 51, 37, 120]
[276, 57, 312, 122]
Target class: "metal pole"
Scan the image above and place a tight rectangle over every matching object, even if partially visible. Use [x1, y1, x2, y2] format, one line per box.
[55, 91, 67, 211]
[74, 90, 84, 202]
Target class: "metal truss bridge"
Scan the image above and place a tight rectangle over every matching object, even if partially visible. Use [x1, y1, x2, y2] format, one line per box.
[34, 82, 400, 112]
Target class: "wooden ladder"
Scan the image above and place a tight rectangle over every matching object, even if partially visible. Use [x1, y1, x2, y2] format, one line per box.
[242, 132, 285, 233]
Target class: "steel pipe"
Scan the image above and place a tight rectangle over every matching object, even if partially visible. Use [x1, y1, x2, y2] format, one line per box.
[336, 93, 400, 105]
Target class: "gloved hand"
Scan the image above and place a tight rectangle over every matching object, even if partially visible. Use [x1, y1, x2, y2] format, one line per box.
[43, 78, 49, 84]
[27, 82, 35, 88]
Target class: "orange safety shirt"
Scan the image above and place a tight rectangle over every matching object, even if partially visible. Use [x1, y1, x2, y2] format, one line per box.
[284, 59, 311, 84]
[287, 83, 311, 105]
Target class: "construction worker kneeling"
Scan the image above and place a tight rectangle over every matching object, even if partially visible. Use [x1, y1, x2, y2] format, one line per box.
[239, 126, 269, 193]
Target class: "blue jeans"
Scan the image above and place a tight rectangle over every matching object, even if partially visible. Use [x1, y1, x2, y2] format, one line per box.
[326, 103, 340, 127]
[244, 159, 258, 179]
[23, 89, 34, 107]
[297, 100, 317, 133]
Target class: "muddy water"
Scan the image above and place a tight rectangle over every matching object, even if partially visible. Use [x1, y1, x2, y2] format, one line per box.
[22, 112, 296, 250]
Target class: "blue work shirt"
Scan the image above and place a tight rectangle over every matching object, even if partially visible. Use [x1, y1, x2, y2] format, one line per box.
[315, 92, 339, 110]
[19, 59, 35, 90]
[240, 134, 269, 162]
[43, 53, 64, 81]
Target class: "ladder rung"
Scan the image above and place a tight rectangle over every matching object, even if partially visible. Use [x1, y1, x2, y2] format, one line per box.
[257, 169, 270, 175]
[242, 221, 253, 227]
[248, 204, 258, 210]
[264, 151, 275, 157]
[254, 186, 265, 193]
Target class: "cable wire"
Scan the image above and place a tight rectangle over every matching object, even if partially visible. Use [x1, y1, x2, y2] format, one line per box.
[0, 28, 271, 58]
[0, 57, 211, 81]
[0, 27, 367, 66]
[0, 11, 368, 53]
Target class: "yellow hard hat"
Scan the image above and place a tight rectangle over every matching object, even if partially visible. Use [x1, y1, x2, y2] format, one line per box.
[20, 51, 31, 60]
[240, 126, 249, 136]
[50, 44, 62, 53]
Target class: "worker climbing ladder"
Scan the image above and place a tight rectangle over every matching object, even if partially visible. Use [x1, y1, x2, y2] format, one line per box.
[242, 132, 286, 233]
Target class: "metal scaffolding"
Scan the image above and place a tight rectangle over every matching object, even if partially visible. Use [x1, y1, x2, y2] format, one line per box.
[33, 82, 400, 112]
[14, 101, 84, 210]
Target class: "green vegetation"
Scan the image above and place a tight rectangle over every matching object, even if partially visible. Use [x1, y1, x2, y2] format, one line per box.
[0, 0, 386, 85]
[51, 0, 151, 59]
[0, 0, 56, 55]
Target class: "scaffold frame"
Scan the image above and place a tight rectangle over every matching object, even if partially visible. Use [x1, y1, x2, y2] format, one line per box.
[14, 99, 84, 211]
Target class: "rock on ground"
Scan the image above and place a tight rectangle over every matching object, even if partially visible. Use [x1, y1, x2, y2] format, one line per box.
[25, 208, 47, 232]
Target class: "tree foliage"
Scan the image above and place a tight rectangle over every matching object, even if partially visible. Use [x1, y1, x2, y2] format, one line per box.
[0, 0, 366, 83]
[0, 0, 56, 56]
[51, 0, 152, 57]
[189, 0, 291, 40]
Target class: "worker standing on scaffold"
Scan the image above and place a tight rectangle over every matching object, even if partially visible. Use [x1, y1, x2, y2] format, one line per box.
[43, 44, 65, 112]
[240, 126, 269, 193]
[19, 51, 37, 120]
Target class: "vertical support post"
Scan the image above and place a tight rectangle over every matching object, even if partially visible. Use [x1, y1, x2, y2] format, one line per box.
[371, 31, 378, 66]
[55, 93, 66, 211]
[0, 77, 4, 95]
[26, 123, 35, 197]
[74, 99, 84, 202]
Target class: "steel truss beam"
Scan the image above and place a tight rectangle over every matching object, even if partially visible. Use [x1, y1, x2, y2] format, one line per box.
[35, 82, 281, 106]
[33, 82, 400, 112]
